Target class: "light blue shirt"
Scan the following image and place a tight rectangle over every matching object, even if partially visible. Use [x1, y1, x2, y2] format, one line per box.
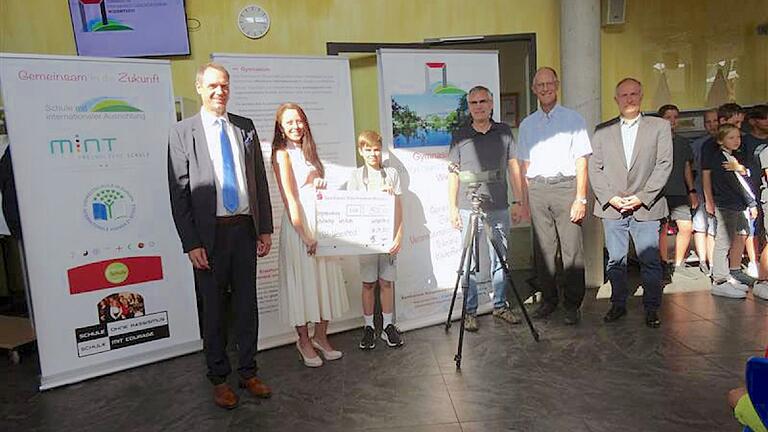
[620, 115, 641, 167]
[517, 104, 592, 178]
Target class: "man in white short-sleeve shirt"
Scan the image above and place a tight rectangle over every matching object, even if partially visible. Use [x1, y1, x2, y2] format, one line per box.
[515, 67, 592, 325]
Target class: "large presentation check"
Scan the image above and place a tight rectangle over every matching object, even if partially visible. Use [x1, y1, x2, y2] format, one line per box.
[315, 190, 394, 256]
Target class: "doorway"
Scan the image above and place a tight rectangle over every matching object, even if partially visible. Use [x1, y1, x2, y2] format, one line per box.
[327, 33, 538, 297]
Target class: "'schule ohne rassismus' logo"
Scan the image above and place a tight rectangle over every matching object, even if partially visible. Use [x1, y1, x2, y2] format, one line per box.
[83, 184, 136, 231]
[76, 97, 142, 113]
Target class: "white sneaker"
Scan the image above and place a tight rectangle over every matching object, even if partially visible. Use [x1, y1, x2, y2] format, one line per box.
[747, 262, 759, 278]
[725, 276, 750, 292]
[711, 282, 747, 299]
[753, 281, 768, 300]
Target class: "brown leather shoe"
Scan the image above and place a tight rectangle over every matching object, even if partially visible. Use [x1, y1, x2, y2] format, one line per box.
[239, 376, 272, 399]
[213, 383, 239, 409]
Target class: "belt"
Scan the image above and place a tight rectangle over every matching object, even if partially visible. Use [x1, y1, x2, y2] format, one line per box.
[216, 214, 252, 225]
[529, 175, 575, 185]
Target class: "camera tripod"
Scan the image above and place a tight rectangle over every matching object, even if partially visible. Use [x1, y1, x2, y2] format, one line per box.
[444, 185, 540, 369]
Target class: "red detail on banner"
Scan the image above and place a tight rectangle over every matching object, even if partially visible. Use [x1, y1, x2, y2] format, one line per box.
[68, 256, 163, 295]
[79, 0, 104, 4]
[425, 62, 446, 68]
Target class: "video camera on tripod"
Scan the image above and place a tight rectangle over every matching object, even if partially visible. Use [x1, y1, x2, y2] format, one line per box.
[448, 163, 502, 207]
[445, 162, 540, 369]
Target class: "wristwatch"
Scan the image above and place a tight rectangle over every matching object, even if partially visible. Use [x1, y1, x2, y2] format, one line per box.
[688, 188, 697, 194]
[576, 197, 587, 204]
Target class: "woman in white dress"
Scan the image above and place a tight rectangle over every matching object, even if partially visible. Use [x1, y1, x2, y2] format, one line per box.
[271, 103, 349, 367]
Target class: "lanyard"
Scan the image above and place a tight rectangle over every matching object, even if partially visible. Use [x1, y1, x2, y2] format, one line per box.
[722, 150, 755, 200]
[362, 165, 387, 192]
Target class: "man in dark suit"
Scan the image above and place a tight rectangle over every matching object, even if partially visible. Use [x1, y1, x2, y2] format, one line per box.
[589, 77, 672, 329]
[168, 63, 273, 409]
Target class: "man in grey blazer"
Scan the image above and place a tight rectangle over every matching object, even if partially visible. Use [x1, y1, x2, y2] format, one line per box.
[589, 77, 672, 329]
[168, 63, 273, 409]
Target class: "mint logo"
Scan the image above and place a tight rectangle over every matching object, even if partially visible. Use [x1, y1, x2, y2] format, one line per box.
[50, 136, 116, 155]
[84, 185, 135, 231]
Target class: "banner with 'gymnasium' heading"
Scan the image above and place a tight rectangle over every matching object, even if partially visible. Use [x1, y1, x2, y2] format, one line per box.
[211, 54, 363, 349]
[0, 53, 200, 390]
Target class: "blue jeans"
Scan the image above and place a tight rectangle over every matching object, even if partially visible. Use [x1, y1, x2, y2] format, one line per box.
[460, 208, 510, 314]
[602, 216, 662, 311]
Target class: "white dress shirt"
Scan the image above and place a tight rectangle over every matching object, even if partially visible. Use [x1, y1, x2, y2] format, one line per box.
[517, 104, 592, 178]
[200, 108, 250, 216]
[620, 115, 641, 168]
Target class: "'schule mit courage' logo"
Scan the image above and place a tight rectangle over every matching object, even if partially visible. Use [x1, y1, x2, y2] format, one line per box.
[83, 185, 136, 231]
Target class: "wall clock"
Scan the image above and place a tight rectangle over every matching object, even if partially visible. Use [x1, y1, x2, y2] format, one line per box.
[237, 5, 270, 39]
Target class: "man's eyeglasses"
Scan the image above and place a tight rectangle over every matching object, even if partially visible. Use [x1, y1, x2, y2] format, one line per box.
[534, 81, 558, 90]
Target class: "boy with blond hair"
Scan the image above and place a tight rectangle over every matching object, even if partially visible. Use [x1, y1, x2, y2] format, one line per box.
[347, 131, 404, 348]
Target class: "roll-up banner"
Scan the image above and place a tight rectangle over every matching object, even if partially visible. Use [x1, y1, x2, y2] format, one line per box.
[0, 53, 200, 390]
[377, 49, 502, 331]
[211, 54, 362, 349]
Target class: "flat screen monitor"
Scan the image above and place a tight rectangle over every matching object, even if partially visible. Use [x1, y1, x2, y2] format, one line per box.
[68, 0, 190, 57]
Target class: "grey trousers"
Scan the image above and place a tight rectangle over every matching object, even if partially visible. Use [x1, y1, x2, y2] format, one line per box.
[528, 178, 586, 310]
[712, 207, 748, 283]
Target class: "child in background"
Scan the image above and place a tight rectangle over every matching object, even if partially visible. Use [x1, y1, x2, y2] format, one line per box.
[705, 124, 758, 298]
[727, 345, 768, 432]
[746, 105, 768, 300]
[657, 104, 696, 280]
[347, 131, 404, 349]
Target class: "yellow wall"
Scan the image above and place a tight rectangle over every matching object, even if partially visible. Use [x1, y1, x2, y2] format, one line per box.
[3, 0, 765, 125]
[0, 0, 560, 134]
[601, 0, 768, 119]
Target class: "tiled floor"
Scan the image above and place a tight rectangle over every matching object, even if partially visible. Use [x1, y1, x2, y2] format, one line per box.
[1, 278, 766, 431]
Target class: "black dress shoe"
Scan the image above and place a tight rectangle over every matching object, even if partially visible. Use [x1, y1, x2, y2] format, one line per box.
[645, 310, 661, 328]
[563, 308, 581, 325]
[603, 305, 627, 323]
[531, 302, 557, 319]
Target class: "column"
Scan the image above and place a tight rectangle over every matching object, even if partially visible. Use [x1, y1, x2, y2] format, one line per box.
[560, 0, 603, 288]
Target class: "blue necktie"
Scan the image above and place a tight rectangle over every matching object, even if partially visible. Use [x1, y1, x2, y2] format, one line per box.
[219, 118, 239, 213]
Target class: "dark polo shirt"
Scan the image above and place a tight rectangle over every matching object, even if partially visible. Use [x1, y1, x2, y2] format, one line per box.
[664, 134, 693, 197]
[448, 121, 516, 210]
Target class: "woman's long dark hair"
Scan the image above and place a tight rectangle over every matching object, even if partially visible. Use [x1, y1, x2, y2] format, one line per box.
[271, 103, 325, 177]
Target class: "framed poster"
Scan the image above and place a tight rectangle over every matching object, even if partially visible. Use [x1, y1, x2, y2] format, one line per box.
[501, 92, 519, 128]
